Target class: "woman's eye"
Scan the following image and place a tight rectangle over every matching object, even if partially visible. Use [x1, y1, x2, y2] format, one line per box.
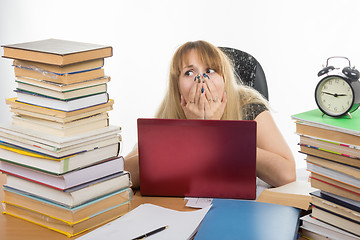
[206, 68, 215, 74]
[185, 70, 194, 76]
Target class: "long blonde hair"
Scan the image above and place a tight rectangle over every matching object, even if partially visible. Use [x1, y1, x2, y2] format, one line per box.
[155, 40, 268, 120]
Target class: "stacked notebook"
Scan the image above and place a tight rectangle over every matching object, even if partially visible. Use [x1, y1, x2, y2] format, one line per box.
[0, 39, 132, 237]
[292, 109, 360, 239]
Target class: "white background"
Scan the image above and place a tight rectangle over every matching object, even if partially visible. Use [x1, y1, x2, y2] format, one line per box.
[1, 0, 360, 170]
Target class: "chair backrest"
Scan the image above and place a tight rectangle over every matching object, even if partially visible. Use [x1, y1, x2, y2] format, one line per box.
[219, 47, 269, 100]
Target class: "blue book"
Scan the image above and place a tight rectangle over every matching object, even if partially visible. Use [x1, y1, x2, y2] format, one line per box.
[194, 199, 300, 240]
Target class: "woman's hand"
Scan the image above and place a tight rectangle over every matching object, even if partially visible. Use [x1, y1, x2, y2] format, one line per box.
[203, 73, 227, 120]
[181, 74, 226, 120]
[180, 76, 206, 119]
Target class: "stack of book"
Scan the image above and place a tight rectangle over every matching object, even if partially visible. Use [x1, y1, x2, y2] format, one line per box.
[292, 109, 360, 239]
[0, 39, 132, 237]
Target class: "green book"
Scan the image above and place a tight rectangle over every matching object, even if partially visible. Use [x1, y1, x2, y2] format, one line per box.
[291, 109, 360, 136]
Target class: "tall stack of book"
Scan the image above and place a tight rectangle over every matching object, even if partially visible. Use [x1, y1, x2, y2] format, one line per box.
[0, 39, 132, 237]
[292, 109, 360, 240]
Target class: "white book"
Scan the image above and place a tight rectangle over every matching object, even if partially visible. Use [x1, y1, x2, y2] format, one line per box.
[12, 113, 109, 137]
[0, 123, 121, 151]
[300, 215, 359, 240]
[307, 161, 360, 188]
[0, 156, 124, 190]
[16, 81, 107, 100]
[312, 205, 360, 236]
[5, 171, 131, 208]
[15, 76, 110, 93]
[0, 133, 121, 158]
[15, 90, 109, 111]
[0, 143, 121, 174]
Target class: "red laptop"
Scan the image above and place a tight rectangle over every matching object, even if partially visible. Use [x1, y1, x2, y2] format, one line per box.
[137, 118, 257, 199]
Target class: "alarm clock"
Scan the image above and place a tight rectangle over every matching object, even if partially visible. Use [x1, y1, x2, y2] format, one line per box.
[315, 56, 360, 118]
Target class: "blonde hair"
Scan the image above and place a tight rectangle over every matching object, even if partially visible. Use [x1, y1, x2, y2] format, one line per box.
[155, 40, 268, 120]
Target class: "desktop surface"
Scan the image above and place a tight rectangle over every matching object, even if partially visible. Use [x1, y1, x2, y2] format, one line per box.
[0, 174, 305, 240]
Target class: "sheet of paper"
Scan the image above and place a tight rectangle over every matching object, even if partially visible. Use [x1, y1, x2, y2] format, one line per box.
[185, 197, 213, 208]
[77, 203, 211, 240]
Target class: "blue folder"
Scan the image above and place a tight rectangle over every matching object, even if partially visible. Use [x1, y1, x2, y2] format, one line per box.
[194, 199, 300, 240]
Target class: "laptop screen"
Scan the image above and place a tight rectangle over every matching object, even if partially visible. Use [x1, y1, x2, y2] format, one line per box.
[137, 118, 257, 199]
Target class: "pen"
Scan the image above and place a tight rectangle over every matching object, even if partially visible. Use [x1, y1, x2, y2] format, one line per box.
[132, 225, 168, 240]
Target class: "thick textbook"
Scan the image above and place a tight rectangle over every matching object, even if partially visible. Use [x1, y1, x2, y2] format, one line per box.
[299, 135, 360, 159]
[311, 204, 360, 237]
[310, 190, 360, 223]
[300, 214, 359, 240]
[0, 143, 120, 174]
[12, 113, 109, 137]
[257, 180, 317, 210]
[16, 80, 107, 100]
[2, 38, 112, 65]
[0, 156, 124, 190]
[3, 200, 130, 237]
[15, 90, 109, 112]
[0, 134, 120, 162]
[15, 76, 110, 92]
[306, 154, 359, 179]
[310, 173, 360, 201]
[307, 161, 360, 188]
[296, 122, 359, 146]
[0, 123, 121, 156]
[4, 171, 131, 208]
[300, 145, 360, 168]
[14, 65, 105, 84]
[6, 97, 114, 123]
[3, 187, 132, 224]
[194, 199, 300, 240]
[13, 58, 105, 74]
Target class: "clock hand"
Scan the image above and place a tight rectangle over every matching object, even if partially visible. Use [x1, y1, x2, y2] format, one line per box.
[322, 91, 336, 96]
[322, 91, 347, 97]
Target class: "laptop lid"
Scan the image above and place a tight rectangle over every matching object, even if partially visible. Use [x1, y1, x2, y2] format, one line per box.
[137, 118, 257, 199]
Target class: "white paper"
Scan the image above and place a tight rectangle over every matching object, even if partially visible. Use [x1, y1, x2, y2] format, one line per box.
[77, 203, 211, 240]
[185, 197, 213, 208]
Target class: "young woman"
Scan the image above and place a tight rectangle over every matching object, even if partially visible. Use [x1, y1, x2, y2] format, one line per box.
[125, 40, 296, 189]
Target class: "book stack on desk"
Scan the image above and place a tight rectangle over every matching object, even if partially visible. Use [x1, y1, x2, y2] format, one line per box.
[0, 39, 132, 237]
[292, 109, 360, 239]
[3, 39, 115, 136]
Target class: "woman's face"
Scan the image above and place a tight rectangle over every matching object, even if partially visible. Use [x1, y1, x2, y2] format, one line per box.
[178, 49, 225, 102]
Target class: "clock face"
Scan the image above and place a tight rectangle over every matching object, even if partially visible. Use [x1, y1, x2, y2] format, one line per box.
[315, 76, 354, 117]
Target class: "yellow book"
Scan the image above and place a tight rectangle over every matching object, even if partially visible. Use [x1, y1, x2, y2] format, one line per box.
[3, 201, 130, 237]
[3, 188, 132, 224]
[6, 97, 114, 123]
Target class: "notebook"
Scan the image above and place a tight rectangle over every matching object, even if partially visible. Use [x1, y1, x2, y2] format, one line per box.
[137, 118, 257, 199]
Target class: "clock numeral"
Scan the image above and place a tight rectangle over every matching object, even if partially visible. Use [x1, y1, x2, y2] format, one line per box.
[335, 79, 339, 84]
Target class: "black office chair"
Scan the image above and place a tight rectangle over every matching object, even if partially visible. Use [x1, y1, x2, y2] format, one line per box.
[219, 47, 269, 100]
